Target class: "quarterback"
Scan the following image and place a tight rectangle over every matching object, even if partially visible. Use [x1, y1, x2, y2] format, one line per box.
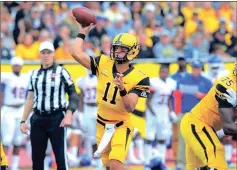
[71, 23, 149, 170]
[180, 62, 237, 170]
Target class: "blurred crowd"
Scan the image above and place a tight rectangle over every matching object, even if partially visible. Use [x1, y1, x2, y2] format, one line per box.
[1, 1, 236, 61]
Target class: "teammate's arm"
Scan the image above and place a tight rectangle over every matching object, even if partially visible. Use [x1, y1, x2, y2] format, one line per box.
[71, 21, 94, 69]
[219, 108, 237, 136]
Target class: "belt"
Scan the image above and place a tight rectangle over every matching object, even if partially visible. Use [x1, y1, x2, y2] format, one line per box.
[34, 108, 65, 116]
[96, 119, 123, 128]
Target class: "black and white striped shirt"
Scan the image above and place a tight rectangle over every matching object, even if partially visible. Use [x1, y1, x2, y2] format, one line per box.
[28, 64, 75, 112]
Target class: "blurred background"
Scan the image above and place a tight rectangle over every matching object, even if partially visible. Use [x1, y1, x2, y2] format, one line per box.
[0, 1, 236, 170]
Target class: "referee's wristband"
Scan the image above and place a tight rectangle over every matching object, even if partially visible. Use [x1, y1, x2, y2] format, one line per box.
[20, 120, 26, 124]
[120, 88, 127, 97]
[77, 33, 85, 40]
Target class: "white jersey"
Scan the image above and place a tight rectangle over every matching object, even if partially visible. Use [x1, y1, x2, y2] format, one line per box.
[77, 74, 97, 104]
[203, 69, 229, 83]
[1, 72, 29, 105]
[149, 77, 177, 113]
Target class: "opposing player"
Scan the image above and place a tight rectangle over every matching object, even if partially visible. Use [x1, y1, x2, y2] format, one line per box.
[145, 64, 177, 166]
[71, 22, 149, 170]
[203, 55, 229, 83]
[180, 62, 237, 170]
[0, 142, 8, 170]
[0, 57, 28, 170]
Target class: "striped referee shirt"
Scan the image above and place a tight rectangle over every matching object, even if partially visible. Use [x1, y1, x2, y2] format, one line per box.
[28, 64, 78, 112]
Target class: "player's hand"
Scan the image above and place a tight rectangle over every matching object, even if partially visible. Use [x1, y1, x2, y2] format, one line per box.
[72, 17, 94, 34]
[224, 88, 237, 107]
[60, 111, 73, 127]
[169, 111, 178, 123]
[20, 122, 29, 135]
[113, 73, 124, 91]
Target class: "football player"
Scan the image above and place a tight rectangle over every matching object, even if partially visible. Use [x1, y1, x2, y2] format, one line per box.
[180, 62, 237, 170]
[0, 142, 8, 170]
[204, 55, 229, 83]
[0, 57, 28, 170]
[71, 23, 149, 170]
[145, 64, 177, 166]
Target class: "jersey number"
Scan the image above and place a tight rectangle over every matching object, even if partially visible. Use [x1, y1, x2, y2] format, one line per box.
[221, 77, 234, 86]
[102, 82, 118, 105]
[12, 87, 25, 99]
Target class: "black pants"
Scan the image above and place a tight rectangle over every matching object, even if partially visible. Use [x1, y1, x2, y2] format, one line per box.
[30, 111, 68, 170]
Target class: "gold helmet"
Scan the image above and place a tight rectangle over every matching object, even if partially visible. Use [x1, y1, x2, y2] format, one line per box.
[233, 61, 237, 77]
[110, 33, 140, 64]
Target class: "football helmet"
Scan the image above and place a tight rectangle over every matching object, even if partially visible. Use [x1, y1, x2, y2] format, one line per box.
[110, 33, 140, 64]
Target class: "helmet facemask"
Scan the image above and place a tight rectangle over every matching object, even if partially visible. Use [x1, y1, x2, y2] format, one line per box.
[110, 45, 132, 64]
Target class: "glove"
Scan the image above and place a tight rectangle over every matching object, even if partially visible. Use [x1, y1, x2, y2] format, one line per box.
[223, 88, 237, 107]
[169, 111, 178, 123]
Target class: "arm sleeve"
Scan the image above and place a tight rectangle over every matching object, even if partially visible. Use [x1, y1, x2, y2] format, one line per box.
[215, 83, 233, 108]
[90, 56, 101, 76]
[129, 77, 150, 98]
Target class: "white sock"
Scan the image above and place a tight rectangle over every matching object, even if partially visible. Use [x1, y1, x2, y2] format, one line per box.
[44, 155, 52, 170]
[144, 143, 152, 165]
[70, 146, 78, 157]
[127, 141, 136, 160]
[84, 138, 92, 158]
[12, 155, 20, 170]
[224, 144, 232, 161]
[156, 143, 167, 163]
[135, 138, 145, 161]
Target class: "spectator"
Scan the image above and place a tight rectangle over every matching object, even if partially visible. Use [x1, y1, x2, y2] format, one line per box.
[164, 14, 177, 38]
[42, 13, 58, 38]
[209, 19, 229, 53]
[15, 33, 39, 60]
[13, 2, 32, 44]
[1, 21, 15, 50]
[153, 30, 176, 59]
[55, 38, 74, 61]
[227, 25, 237, 57]
[34, 29, 52, 51]
[184, 10, 201, 39]
[141, 3, 163, 27]
[181, 1, 195, 20]
[185, 32, 210, 59]
[53, 25, 70, 50]
[198, 2, 219, 34]
[0, 33, 13, 60]
[104, 2, 121, 22]
[88, 16, 107, 44]
[99, 35, 111, 56]
[171, 56, 189, 82]
[137, 33, 155, 58]
[172, 37, 187, 59]
[61, 10, 79, 38]
[106, 14, 131, 39]
[131, 1, 143, 20]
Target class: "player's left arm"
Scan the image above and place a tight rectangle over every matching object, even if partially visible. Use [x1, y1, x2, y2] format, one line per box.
[216, 84, 237, 137]
[114, 73, 149, 112]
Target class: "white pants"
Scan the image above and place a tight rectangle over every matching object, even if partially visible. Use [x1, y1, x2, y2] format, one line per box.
[145, 108, 171, 141]
[81, 105, 97, 144]
[1, 105, 25, 146]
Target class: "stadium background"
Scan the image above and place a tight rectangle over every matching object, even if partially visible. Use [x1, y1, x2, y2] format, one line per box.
[1, 1, 236, 169]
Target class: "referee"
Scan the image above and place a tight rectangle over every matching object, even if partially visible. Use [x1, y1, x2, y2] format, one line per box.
[20, 41, 79, 170]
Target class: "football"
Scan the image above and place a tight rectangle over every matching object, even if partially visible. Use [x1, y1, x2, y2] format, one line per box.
[72, 7, 97, 27]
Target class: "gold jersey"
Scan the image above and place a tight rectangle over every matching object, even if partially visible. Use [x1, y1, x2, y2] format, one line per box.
[1, 142, 8, 166]
[191, 72, 236, 131]
[90, 55, 149, 121]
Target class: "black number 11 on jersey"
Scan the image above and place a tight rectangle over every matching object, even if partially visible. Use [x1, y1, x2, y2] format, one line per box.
[102, 82, 118, 105]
